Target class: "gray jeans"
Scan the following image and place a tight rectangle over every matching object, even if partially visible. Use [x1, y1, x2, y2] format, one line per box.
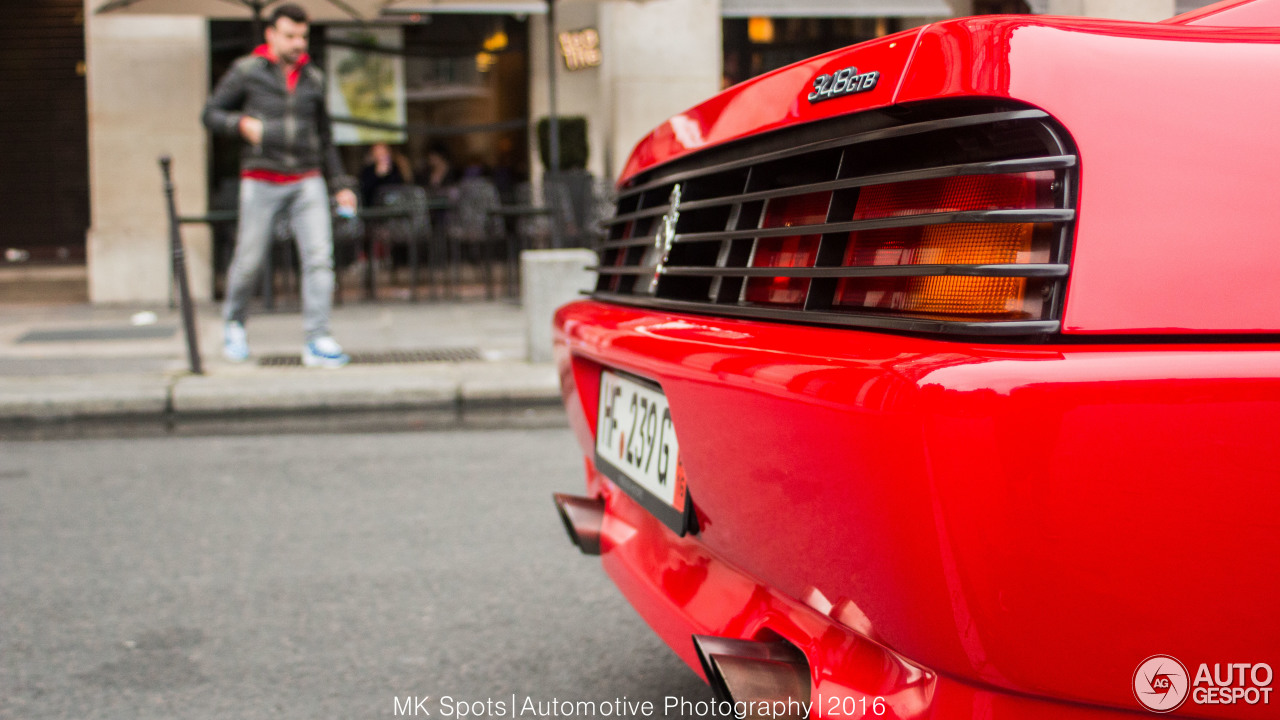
[223, 176, 334, 341]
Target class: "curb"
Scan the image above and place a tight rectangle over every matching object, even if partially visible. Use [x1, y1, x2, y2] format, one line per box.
[0, 363, 565, 439]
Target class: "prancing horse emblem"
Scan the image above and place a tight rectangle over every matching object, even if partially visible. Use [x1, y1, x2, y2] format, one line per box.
[648, 184, 682, 294]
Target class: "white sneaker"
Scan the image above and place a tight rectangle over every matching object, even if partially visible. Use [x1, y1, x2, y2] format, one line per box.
[223, 321, 249, 362]
[302, 336, 350, 368]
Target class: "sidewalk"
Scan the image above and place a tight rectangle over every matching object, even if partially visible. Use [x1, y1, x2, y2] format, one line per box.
[0, 299, 563, 438]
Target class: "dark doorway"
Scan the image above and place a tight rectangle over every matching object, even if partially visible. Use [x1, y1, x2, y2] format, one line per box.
[722, 16, 903, 89]
[0, 0, 90, 265]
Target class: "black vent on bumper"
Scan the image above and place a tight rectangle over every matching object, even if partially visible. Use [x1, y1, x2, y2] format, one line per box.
[592, 101, 1078, 337]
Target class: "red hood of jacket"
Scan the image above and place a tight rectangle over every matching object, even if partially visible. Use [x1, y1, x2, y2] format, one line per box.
[253, 44, 310, 91]
[252, 43, 310, 67]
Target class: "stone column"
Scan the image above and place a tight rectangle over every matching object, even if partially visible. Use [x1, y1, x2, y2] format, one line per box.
[1032, 0, 1177, 22]
[85, 8, 212, 303]
[529, 0, 722, 187]
[599, 0, 721, 183]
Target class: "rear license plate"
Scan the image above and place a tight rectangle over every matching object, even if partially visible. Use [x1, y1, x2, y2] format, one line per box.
[595, 370, 694, 536]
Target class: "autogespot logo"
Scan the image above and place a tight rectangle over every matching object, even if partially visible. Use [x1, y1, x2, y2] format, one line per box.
[1134, 655, 1190, 713]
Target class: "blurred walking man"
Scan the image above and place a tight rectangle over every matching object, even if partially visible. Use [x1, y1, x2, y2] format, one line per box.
[203, 3, 355, 367]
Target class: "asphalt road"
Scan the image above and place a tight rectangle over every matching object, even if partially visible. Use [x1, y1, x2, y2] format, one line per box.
[0, 429, 713, 720]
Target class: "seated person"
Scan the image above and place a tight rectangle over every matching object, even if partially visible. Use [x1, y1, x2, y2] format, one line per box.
[358, 142, 413, 207]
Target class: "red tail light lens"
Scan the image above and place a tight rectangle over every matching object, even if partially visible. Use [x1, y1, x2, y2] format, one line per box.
[604, 220, 635, 292]
[849, 172, 1048, 220]
[744, 191, 830, 306]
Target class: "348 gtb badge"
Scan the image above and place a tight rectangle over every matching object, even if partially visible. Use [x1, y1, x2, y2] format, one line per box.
[806, 65, 878, 103]
[553, 1, 1280, 719]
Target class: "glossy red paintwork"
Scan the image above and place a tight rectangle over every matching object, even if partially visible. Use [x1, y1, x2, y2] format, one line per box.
[556, 300, 1280, 718]
[619, 29, 919, 182]
[561, 5, 1280, 719]
[620, 15, 1280, 335]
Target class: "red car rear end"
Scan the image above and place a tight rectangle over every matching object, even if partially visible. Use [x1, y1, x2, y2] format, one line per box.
[553, 3, 1280, 718]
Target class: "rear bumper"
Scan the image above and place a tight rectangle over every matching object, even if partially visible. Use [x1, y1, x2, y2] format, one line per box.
[589, 472, 1143, 720]
[554, 299, 1280, 720]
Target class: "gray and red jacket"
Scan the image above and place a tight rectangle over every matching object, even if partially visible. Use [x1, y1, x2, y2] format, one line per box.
[202, 44, 349, 184]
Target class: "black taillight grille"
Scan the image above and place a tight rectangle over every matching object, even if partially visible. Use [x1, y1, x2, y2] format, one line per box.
[593, 102, 1078, 337]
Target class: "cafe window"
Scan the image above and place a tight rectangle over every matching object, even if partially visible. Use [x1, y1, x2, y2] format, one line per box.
[209, 15, 530, 200]
[722, 16, 902, 89]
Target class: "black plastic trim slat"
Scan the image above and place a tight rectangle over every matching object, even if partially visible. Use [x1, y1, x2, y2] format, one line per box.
[608, 204, 674, 226]
[599, 237, 666, 249]
[617, 109, 1050, 199]
[593, 291, 1061, 337]
[592, 263, 1070, 279]
[592, 267, 658, 276]
[600, 209, 1073, 249]
[605, 155, 1076, 227]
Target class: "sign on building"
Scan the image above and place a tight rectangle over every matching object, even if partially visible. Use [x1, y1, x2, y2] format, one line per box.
[559, 28, 602, 71]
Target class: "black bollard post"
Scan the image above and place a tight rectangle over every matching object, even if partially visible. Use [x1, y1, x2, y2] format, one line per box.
[160, 156, 204, 376]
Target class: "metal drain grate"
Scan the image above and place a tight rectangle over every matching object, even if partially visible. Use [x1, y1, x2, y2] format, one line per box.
[257, 347, 483, 367]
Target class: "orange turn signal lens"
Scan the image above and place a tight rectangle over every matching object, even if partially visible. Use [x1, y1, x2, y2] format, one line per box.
[834, 172, 1052, 318]
[907, 222, 1033, 315]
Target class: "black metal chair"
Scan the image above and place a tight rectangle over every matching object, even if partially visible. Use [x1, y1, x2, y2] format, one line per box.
[542, 170, 607, 248]
[372, 184, 432, 301]
[488, 182, 553, 298]
[542, 174, 578, 248]
[446, 177, 504, 299]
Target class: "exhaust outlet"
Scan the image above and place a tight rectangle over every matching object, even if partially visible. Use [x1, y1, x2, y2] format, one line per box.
[553, 493, 605, 555]
[692, 635, 811, 719]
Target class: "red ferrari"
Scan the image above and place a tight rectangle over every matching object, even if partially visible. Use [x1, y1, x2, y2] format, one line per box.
[552, 2, 1280, 718]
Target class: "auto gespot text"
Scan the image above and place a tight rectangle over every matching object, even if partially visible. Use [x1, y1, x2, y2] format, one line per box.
[1193, 663, 1273, 706]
